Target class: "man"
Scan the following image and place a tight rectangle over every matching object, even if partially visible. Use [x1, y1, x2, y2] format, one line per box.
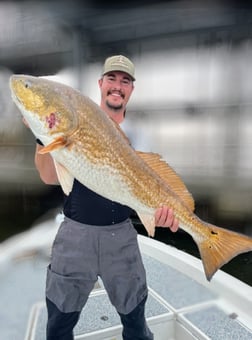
[34, 55, 179, 340]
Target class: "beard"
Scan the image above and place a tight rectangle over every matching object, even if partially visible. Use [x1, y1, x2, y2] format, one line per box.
[105, 99, 123, 111]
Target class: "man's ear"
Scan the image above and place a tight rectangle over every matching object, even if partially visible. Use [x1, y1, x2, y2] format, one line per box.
[98, 78, 103, 88]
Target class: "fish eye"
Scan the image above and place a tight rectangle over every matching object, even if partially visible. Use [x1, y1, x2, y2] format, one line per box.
[24, 80, 32, 88]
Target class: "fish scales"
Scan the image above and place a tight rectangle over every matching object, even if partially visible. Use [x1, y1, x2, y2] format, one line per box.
[66, 95, 175, 210]
[9, 74, 252, 281]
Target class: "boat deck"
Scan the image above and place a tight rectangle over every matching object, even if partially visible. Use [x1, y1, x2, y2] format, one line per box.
[28, 254, 252, 340]
[0, 216, 252, 340]
[27, 247, 252, 340]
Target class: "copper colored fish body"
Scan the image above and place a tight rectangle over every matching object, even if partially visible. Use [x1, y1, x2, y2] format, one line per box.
[9, 74, 252, 281]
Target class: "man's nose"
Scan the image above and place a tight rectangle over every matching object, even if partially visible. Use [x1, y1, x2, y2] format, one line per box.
[113, 79, 122, 88]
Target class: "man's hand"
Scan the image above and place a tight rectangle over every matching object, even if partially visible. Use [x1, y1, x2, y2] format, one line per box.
[155, 206, 179, 232]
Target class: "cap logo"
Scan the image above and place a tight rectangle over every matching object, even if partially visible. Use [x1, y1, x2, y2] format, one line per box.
[102, 55, 135, 80]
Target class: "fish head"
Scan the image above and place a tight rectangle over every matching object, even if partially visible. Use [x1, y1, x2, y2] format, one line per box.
[9, 74, 78, 144]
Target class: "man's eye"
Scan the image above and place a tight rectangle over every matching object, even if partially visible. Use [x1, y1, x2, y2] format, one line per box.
[122, 80, 130, 85]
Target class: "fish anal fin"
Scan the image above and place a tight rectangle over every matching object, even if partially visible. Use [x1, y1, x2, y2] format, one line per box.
[137, 212, 156, 237]
[136, 151, 194, 211]
[54, 160, 74, 195]
[196, 223, 252, 281]
[38, 136, 69, 154]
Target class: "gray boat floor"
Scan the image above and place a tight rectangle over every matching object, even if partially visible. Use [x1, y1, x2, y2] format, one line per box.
[1, 242, 252, 340]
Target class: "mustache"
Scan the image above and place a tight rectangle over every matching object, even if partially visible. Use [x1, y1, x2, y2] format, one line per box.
[107, 90, 125, 99]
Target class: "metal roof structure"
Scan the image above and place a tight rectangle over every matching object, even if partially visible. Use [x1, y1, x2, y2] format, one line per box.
[1, 1, 252, 74]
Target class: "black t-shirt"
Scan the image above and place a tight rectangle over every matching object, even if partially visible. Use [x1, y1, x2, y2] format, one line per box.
[63, 179, 132, 225]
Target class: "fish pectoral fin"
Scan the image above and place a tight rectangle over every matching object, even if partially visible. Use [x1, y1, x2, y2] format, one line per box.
[137, 213, 156, 237]
[38, 136, 69, 154]
[54, 160, 74, 195]
[136, 151, 195, 212]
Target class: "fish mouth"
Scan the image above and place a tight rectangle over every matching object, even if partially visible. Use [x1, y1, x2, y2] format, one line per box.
[9, 76, 23, 104]
[10, 89, 22, 107]
[11, 91, 20, 103]
[9, 87, 20, 105]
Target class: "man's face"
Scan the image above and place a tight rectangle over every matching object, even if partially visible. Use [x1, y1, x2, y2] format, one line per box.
[99, 71, 134, 111]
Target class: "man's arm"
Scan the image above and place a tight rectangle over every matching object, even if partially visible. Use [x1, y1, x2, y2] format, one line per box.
[35, 144, 59, 185]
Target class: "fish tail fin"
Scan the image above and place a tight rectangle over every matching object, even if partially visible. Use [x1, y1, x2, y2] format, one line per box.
[196, 223, 252, 281]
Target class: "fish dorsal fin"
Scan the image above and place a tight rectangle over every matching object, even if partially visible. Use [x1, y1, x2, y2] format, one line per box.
[54, 160, 74, 196]
[137, 151, 195, 212]
[38, 136, 69, 154]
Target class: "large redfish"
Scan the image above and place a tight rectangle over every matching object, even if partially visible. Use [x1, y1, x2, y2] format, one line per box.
[9, 74, 252, 281]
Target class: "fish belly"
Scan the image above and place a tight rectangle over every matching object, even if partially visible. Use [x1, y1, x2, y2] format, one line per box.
[53, 148, 152, 214]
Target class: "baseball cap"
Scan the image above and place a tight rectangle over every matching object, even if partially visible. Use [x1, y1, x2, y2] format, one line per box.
[102, 55, 135, 81]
